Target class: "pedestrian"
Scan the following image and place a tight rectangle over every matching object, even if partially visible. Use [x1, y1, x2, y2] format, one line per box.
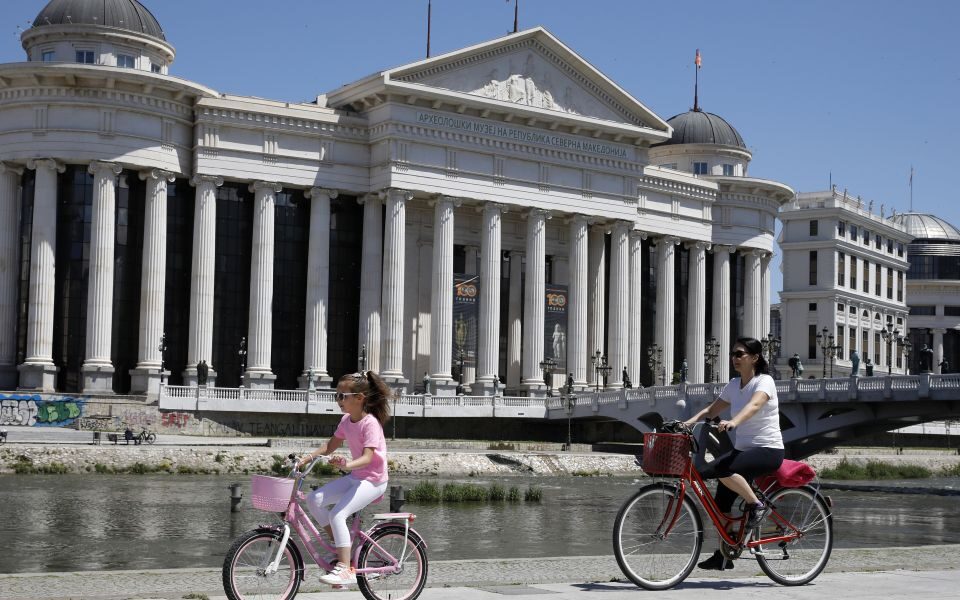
[684, 337, 784, 571]
[939, 358, 950, 374]
[297, 370, 391, 586]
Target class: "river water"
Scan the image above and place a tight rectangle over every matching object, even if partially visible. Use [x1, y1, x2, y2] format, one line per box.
[1, 474, 959, 573]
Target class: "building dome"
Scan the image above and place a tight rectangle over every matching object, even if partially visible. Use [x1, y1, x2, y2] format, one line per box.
[655, 110, 746, 149]
[32, 0, 165, 41]
[891, 213, 960, 242]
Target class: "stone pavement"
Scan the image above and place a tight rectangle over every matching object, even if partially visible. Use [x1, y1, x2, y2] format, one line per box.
[1, 546, 957, 600]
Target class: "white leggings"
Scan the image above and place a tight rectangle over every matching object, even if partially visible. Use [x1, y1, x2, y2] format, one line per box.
[306, 476, 387, 548]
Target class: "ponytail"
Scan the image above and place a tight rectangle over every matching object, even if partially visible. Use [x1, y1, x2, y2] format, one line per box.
[339, 370, 392, 425]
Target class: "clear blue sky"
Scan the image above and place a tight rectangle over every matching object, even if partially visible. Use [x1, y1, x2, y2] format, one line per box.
[3, 0, 958, 301]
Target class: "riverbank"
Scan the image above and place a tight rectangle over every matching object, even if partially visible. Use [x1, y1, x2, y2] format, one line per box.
[1, 546, 957, 600]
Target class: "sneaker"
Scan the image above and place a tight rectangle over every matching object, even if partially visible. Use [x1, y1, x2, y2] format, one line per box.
[697, 550, 734, 571]
[746, 501, 769, 529]
[320, 562, 357, 586]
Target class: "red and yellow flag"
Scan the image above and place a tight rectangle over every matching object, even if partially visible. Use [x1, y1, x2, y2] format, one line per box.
[695, 49, 702, 68]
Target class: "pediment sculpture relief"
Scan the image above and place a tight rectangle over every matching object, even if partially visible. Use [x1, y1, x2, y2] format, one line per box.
[472, 53, 583, 115]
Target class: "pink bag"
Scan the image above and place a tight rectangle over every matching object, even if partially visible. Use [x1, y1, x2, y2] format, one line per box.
[756, 459, 816, 489]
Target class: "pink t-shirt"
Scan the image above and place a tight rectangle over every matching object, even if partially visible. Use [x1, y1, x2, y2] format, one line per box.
[334, 413, 388, 484]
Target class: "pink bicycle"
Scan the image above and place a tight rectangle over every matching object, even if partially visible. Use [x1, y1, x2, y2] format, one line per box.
[222, 455, 428, 600]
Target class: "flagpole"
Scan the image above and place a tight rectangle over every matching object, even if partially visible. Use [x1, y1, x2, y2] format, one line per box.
[426, 0, 432, 58]
[909, 166, 914, 212]
[693, 49, 700, 111]
[513, 0, 519, 33]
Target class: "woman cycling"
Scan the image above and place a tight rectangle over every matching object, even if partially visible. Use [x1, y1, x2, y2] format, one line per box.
[684, 336, 784, 571]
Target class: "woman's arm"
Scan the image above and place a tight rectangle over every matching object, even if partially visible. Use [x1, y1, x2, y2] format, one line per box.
[684, 398, 730, 427]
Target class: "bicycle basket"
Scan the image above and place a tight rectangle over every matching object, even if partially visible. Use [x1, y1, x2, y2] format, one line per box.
[641, 433, 692, 476]
[250, 475, 294, 512]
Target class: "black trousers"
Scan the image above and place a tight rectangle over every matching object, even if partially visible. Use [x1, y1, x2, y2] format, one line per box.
[700, 447, 784, 513]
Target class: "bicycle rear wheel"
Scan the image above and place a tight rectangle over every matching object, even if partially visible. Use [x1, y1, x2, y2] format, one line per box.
[222, 528, 302, 600]
[754, 486, 833, 585]
[356, 525, 428, 600]
[613, 482, 703, 590]
[145, 432, 156, 444]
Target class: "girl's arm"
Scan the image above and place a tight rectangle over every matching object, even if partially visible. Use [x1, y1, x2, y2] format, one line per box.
[298, 435, 343, 467]
[341, 447, 375, 471]
[684, 398, 730, 427]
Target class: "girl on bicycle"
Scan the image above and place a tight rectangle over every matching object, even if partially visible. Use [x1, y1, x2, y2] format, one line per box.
[684, 336, 784, 571]
[297, 370, 391, 586]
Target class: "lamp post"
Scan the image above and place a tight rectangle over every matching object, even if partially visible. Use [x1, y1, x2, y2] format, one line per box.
[761, 332, 781, 368]
[880, 322, 900, 376]
[562, 376, 575, 450]
[157, 332, 167, 385]
[238, 336, 247, 383]
[828, 342, 840, 378]
[901, 337, 912, 374]
[358, 344, 367, 372]
[456, 348, 465, 395]
[815, 328, 833, 379]
[591, 350, 611, 392]
[704, 337, 720, 383]
[539, 357, 557, 397]
[646, 344, 664, 386]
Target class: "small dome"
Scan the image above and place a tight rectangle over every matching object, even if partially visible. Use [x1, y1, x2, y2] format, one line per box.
[33, 0, 165, 41]
[655, 110, 746, 149]
[891, 213, 960, 242]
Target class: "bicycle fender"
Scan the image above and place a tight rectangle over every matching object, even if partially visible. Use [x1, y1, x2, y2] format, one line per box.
[365, 522, 429, 549]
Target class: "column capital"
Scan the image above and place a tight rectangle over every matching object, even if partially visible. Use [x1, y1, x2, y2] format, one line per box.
[88, 161, 123, 177]
[629, 230, 648, 241]
[305, 187, 338, 200]
[190, 174, 224, 187]
[380, 188, 414, 202]
[0, 161, 24, 176]
[139, 168, 176, 183]
[358, 192, 381, 206]
[478, 201, 508, 215]
[611, 221, 632, 235]
[249, 181, 283, 194]
[525, 207, 552, 220]
[740, 247, 768, 259]
[656, 235, 681, 247]
[932, 328, 947, 335]
[712, 244, 735, 254]
[685, 240, 711, 251]
[26, 158, 65, 173]
[429, 194, 462, 208]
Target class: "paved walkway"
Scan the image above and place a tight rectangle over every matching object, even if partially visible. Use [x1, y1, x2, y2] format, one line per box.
[1, 546, 957, 600]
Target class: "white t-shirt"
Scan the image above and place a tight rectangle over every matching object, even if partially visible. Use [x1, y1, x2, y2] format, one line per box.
[719, 373, 783, 450]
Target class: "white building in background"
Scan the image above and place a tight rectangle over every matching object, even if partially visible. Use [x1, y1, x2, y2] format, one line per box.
[778, 190, 912, 377]
[0, 0, 792, 397]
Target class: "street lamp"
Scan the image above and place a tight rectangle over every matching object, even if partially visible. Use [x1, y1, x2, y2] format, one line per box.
[157, 332, 167, 385]
[761, 332, 781, 367]
[815, 328, 833, 379]
[704, 337, 720, 383]
[901, 337, 913, 374]
[561, 377, 575, 451]
[591, 350, 611, 392]
[358, 344, 367, 372]
[646, 344, 664, 386]
[539, 357, 557, 397]
[880, 323, 900, 376]
[238, 336, 247, 381]
[828, 342, 840, 378]
[456, 348, 466, 395]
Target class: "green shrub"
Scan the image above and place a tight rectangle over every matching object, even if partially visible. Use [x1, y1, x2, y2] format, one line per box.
[488, 442, 516, 451]
[407, 480, 441, 503]
[507, 486, 521, 502]
[939, 463, 960, 477]
[214, 452, 227, 463]
[524, 485, 543, 502]
[820, 458, 931, 480]
[94, 463, 113, 474]
[488, 483, 506, 501]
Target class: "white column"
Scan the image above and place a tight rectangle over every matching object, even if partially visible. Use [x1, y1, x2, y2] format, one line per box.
[627, 231, 644, 388]
[607, 222, 630, 389]
[81, 161, 123, 393]
[586, 224, 606, 386]
[358, 194, 382, 373]
[463, 244, 479, 388]
[761, 252, 772, 338]
[711, 245, 733, 382]
[743, 249, 763, 340]
[933, 328, 945, 373]
[184, 175, 222, 385]
[429, 196, 457, 394]
[19, 159, 64, 391]
[506, 250, 523, 389]
[685, 242, 708, 383]
[244, 181, 282, 388]
[130, 168, 176, 395]
[567, 216, 589, 389]
[655, 237, 679, 385]
[476, 203, 503, 395]
[0, 163, 24, 388]
[380, 188, 411, 384]
[522, 209, 548, 394]
[302, 187, 336, 388]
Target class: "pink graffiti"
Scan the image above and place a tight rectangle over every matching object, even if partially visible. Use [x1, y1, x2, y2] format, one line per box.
[161, 412, 191, 428]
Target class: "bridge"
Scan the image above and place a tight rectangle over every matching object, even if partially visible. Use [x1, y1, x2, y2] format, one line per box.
[159, 374, 960, 458]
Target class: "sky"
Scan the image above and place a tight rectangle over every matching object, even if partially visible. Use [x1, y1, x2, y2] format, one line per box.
[2, 0, 958, 302]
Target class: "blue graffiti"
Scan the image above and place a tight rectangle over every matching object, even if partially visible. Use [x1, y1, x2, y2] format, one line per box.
[0, 393, 87, 427]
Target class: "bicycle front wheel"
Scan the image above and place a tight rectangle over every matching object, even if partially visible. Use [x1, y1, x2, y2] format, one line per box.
[613, 482, 703, 590]
[754, 486, 833, 585]
[145, 433, 156, 444]
[356, 525, 428, 600]
[222, 528, 302, 600]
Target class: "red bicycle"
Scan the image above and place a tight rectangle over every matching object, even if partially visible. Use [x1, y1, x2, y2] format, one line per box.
[613, 420, 833, 590]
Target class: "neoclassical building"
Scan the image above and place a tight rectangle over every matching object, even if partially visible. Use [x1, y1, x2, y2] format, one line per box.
[0, 0, 792, 396]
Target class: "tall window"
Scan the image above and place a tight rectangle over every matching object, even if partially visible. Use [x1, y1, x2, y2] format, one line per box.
[837, 325, 845, 360]
[75, 50, 95, 64]
[271, 190, 309, 389]
[162, 179, 193, 385]
[327, 197, 363, 380]
[887, 266, 893, 299]
[837, 251, 845, 286]
[862, 260, 869, 293]
[874, 332, 881, 365]
[875, 264, 881, 295]
[897, 243, 904, 257]
[837, 220, 845, 236]
[15, 170, 36, 369]
[887, 239, 893, 253]
[110, 172, 146, 394]
[862, 228, 870, 244]
[809, 220, 819, 236]
[808, 250, 818, 285]
[848, 327, 856, 361]
[808, 324, 817, 360]
[850, 224, 857, 241]
[875, 234, 881, 249]
[693, 162, 708, 175]
[862, 329, 869, 362]
[897, 271, 904, 301]
[850, 256, 857, 289]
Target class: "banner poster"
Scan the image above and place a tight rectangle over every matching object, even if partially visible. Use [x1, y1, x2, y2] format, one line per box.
[452, 275, 479, 379]
[544, 284, 568, 374]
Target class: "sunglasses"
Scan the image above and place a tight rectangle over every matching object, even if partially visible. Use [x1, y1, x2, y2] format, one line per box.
[335, 392, 361, 402]
[730, 350, 751, 359]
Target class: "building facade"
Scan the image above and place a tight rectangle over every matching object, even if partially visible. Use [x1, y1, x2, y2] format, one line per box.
[778, 190, 912, 377]
[0, 0, 792, 396]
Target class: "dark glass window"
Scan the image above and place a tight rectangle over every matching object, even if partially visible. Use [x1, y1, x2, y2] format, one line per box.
[897, 271, 904, 301]
[849, 224, 857, 241]
[693, 162, 708, 175]
[887, 239, 893, 253]
[875, 264, 881, 296]
[837, 221, 845, 237]
[809, 302, 818, 311]
[271, 190, 309, 389]
[897, 243, 904, 257]
[15, 169, 36, 368]
[875, 234, 881, 249]
[809, 220, 818, 236]
[862, 260, 869, 293]
[110, 172, 145, 393]
[887, 267, 894, 299]
[837, 252, 845, 286]
[212, 182, 253, 387]
[327, 197, 363, 381]
[945, 306, 960, 317]
[808, 250, 817, 285]
[808, 324, 817, 360]
[909, 306, 936, 316]
[849, 256, 857, 289]
[75, 50, 95, 64]
[722, 164, 734, 176]
[730, 253, 745, 343]
[836, 303, 843, 313]
[162, 179, 193, 385]
[874, 332, 881, 365]
[837, 325, 844, 360]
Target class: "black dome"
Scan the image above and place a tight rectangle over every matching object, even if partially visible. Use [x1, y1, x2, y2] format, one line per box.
[655, 110, 746, 149]
[33, 0, 165, 41]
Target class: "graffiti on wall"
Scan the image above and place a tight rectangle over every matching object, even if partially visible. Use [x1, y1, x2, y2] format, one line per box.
[0, 394, 86, 427]
[161, 412, 191, 428]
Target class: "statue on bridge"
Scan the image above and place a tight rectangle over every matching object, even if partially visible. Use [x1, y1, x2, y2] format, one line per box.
[864, 357, 874, 376]
[850, 350, 860, 377]
[622, 367, 633, 389]
[788, 353, 804, 379]
[679, 359, 688, 383]
[197, 360, 209, 386]
[940, 358, 950, 374]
